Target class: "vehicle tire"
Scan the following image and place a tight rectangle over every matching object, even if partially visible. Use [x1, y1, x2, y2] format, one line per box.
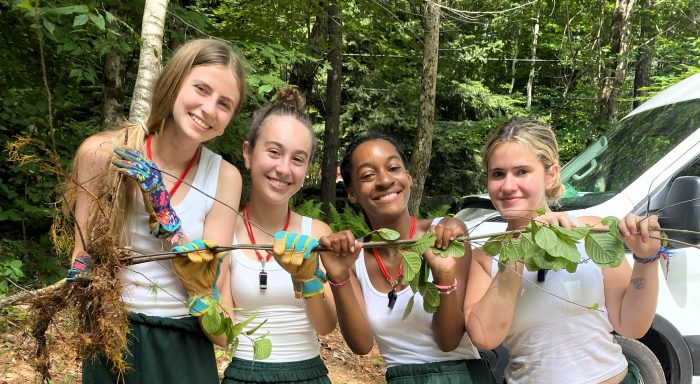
[614, 335, 666, 383]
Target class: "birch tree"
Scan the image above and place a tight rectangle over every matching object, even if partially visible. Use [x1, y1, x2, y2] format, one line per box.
[129, 0, 169, 124]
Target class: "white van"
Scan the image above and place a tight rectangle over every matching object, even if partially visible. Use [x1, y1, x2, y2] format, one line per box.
[456, 72, 700, 383]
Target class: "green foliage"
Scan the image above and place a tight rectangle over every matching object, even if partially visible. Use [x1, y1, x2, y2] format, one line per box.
[484, 218, 625, 274]
[199, 297, 271, 360]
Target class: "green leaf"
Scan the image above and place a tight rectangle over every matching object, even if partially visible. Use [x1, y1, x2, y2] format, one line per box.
[482, 235, 504, 256]
[420, 283, 440, 313]
[401, 251, 421, 283]
[258, 84, 273, 96]
[402, 294, 415, 320]
[89, 13, 105, 31]
[600, 216, 620, 237]
[432, 240, 465, 258]
[9, 260, 22, 269]
[202, 311, 222, 336]
[551, 225, 587, 241]
[551, 238, 580, 263]
[45, 5, 89, 15]
[409, 232, 436, 256]
[73, 14, 88, 27]
[231, 311, 258, 337]
[245, 318, 268, 336]
[43, 19, 55, 35]
[584, 232, 624, 268]
[534, 226, 558, 252]
[377, 228, 399, 240]
[535, 207, 546, 216]
[231, 336, 239, 354]
[590, 303, 600, 311]
[253, 337, 272, 360]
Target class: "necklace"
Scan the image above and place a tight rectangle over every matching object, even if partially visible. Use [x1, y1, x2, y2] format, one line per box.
[372, 215, 416, 309]
[146, 134, 200, 198]
[242, 204, 291, 290]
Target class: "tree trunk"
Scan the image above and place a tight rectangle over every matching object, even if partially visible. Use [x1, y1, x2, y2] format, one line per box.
[408, 0, 440, 215]
[289, 13, 325, 103]
[321, 0, 342, 219]
[599, 0, 636, 122]
[129, 0, 169, 124]
[633, 0, 654, 109]
[101, 51, 126, 130]
[526, 0, 542, 109]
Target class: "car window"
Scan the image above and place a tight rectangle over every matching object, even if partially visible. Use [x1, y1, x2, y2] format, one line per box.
[557, 98, 700, 210]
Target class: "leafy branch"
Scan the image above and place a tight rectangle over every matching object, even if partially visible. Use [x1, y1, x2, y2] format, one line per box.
[197, 297, 272, 360]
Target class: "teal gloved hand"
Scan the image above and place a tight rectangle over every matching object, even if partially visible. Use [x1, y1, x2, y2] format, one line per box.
[171, 239, 225, 316]
[272, 231, 326, 299]
[112, 148, 183, 243]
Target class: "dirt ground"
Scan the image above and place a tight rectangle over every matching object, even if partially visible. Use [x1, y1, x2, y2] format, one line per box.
[0, 305, 384, 384]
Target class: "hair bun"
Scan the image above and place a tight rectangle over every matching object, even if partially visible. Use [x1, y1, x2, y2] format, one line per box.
[275, 86, 306, 110]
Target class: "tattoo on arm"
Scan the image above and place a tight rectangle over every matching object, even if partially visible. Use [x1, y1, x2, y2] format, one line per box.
[631, 277, 647, 289]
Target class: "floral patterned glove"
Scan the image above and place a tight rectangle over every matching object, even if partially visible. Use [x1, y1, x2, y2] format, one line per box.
[112, 148, 183, 243]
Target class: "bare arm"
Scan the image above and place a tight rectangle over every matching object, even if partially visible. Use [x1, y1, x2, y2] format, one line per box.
[465, 250, 522, 350]
[602, 214, 661, 339]
[71, 134, 115, 259]
[319, 231, 374, 355]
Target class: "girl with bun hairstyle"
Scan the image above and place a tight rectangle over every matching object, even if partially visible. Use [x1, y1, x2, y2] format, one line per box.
[215, 87, 337, 384]
[465, 117, 662, 383]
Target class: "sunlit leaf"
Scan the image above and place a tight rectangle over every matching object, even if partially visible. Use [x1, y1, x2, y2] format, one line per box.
[377, 228, 400, 240]
[432, 239, 465, 257]
[410, 232, 436, 255]
[253, 337, 272, 360]
[482, 235, 504, 256]
[584, 232, 624, 267]
[245, 318, 268, 336]
[534, 226, 558, 252]
[401, 251, 421, 282]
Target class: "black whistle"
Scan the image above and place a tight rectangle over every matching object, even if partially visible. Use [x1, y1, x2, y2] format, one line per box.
[259, 270, 268, 290]
[387, 288, 397, 309]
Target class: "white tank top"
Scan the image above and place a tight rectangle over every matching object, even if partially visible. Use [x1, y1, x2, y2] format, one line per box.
[229, 216, 320, 362]
[491, 242, 627, 383]
[355, 249, 479, 368]
[120, 147, 221, 318]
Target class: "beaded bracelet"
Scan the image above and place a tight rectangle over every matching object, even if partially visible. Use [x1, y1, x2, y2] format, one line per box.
[633, 246, 669, 264]
[438, 286, 458, 295]
[434, 278, 458, 292]
[328, 270, 352, 288]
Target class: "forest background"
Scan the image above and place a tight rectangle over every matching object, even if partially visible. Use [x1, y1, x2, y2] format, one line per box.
[0, 0, 699, 297]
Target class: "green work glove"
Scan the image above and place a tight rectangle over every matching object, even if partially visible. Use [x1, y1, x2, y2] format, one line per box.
[171, 239, 224, 316]
[112, 148, 183, 243]
[272, 231, 326, 299]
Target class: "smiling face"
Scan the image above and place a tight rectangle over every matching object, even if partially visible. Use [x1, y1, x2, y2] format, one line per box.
[243, 115, 314, 205]
[347, 139, 412, 222]
[487, 141, 559, 228]
[170, 64, 240, 142]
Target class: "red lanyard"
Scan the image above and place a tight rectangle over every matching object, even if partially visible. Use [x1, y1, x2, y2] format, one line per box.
[372, 216, 416, 285]
[243, 204, 291, 264]
[145, 134, 200, 198]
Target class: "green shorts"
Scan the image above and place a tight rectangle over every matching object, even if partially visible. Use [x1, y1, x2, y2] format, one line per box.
[385, 359, 496, 384]
[222, 355, 330, 384]
[82, 312, 218, 384]
[619, 361, 642, 384]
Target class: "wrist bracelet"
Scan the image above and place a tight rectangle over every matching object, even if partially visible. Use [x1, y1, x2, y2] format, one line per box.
[328, 270, 352, 287]
[438, 286, 458, 295]
[633, 246, 669, 264]
[433, 278, 458, 292]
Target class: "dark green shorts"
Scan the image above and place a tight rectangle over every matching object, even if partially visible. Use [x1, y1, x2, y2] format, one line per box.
[82, 312, 218, 384]
[222, 355, 330, 384]
[619, 361, 642, 384]
[385, 359, 496, 384]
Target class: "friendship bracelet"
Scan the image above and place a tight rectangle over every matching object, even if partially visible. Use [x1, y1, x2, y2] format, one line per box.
[328, 270, 352, 288]
[438, 286, 458, 295]
[433, 278, 458, 292]
[633, 246, 669, 264]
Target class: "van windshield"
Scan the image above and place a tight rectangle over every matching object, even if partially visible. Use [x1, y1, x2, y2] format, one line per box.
[557, 98, 700, 210]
